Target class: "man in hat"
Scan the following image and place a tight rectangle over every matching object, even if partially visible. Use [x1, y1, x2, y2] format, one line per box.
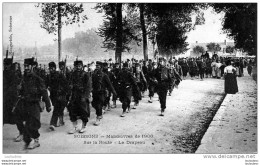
[92, 61, 117, 126]
[67, 60, 92, 134]
[16, 58, 52, 149]
[117, 62, 138, 117]
[154, 58, 173, 116]
[46, 62, 70, 131]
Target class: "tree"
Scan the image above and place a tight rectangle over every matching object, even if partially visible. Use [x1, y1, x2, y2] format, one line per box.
[139, 3, 148, 61]
[211, 3, 257, 55]
[206, 42, 221, 53]
[144, 3, 208, 58]
[225, 45, 235, 54]
[193, 45, 205, 54]
[36, 3, 87, 62]
[95, 3, 141, 64]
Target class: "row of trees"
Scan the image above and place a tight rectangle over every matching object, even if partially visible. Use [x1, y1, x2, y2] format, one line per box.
[193, 43, 235, 55]
[35, 3, 257, 64]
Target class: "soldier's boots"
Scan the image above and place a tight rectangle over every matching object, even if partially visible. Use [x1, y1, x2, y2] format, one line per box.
[102, 106, 107, 114]
[79, 122, 87, 133]
[49, 125, 55, 131]
[132, 102, 139, 109]
[94, 118, 101, 126]
[121, 112, 126, 117]
[27, 138, 40, 149]
[68, 121, 78, 134]
[160, 109, 165, 116]
[59, 116, 65, 126]
[14, 134, 23, 142]
[148, 97, 153, 103]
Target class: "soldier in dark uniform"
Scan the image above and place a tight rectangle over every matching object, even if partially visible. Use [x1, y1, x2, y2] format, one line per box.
[18, 58, 52, 149]
[68, 60, 92, 134]
[46, 62, 70, 131]
[132, 63, 147, 109]
[181, 58, 189, 80]
[102, 62, 115, 112]
[174, 61, 182, 88]
[154, 58, 173, 116]
[204, 51, 210, 59]
[188, 58, 198, 80]
[118, 62, 138, 117]
[147, 62, 158, 103]
[197, 58, 206, 80]
[92, 61, 117, 125]
[111, 63, 121, 108]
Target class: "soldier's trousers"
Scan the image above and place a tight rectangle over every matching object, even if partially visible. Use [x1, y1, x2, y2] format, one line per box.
[69, 99, 89, 124]
[199, 69, 205, 79]
[92, 92, 105, 117]
[157, 83, 168, 110]
[120, 88, 132, 112]
[148, 85, 155, 97]
[104, 91, 111, 107]
[50, 100, 66, 126]
[23, 102, 41, 144]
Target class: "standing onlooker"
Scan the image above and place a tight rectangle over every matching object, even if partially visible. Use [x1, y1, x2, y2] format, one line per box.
[224, 60, 238, 94]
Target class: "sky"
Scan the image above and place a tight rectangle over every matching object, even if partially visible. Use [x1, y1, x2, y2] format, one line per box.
[2, 3, 233, 49]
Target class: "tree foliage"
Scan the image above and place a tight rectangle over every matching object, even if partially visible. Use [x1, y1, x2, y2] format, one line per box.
[193, 45, 205, 54]
[225, 45, 235, 54]
[211, 3, 257, 55]
[206, 42, 221, 52]
[95, 3, 141, 53]
[144, 3, 208, 57]
[36, 3, 87, 37]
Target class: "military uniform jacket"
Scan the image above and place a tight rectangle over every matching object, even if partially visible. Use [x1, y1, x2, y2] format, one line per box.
[154, 66, 173, 86]
[70, 70, 92, 99]
[46, 71, 70, 103]
[92, 69, 116, 95]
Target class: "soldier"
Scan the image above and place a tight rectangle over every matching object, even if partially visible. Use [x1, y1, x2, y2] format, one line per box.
[154, 58, 173, 116]
[92, 61, 117, 125]
[118, 62, 138, 117]
[3, 57, 20, 126]
[174, 61, 182, 88]
[18, 58, 52, 149]
[102, 62, 115, 112]
[188, 58, 198, 80]
[180, 58, 189, 80]
[197, 58, 206, 80]
[67, 60, 92, 134]
[132, 63, 147, 109]
[147, 62, 158, 103]
[46, 62, 70, 131]
[111, 63, 121, 108]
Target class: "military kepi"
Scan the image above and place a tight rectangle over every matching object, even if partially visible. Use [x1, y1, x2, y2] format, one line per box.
[74, 60, 83, 66]
[49, 61, 56, 68]
[24, 58, 35, 65]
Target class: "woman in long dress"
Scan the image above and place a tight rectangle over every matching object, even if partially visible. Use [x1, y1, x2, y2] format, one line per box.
[224, 60, 238, 94]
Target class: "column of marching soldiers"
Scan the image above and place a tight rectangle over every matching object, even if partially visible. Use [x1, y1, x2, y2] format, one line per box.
[3, 51, 254, 150]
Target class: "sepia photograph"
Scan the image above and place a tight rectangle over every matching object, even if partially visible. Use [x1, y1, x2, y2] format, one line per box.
[1, 1, 258, 164]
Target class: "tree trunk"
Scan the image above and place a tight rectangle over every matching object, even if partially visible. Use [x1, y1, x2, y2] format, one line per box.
[115, 3, 123, 65]
[140, 4, 148, 61]
[58, 4, 62, 62]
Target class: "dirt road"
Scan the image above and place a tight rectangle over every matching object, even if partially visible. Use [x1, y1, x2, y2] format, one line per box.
[3, 76, 226, 154]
